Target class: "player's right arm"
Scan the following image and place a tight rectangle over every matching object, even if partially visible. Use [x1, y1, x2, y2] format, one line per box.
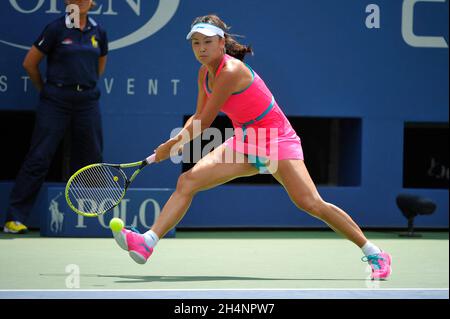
[22, 45, 45, 92]
[183, 65, 207, 130]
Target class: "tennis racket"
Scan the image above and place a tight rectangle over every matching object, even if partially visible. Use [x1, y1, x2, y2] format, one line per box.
[65, 154, 156, 217]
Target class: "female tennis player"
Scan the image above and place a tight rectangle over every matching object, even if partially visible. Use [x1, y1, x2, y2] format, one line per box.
[113, 15, 392, 280]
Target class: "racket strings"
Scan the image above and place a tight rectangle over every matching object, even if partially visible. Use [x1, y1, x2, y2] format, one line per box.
[68, 165, 126, 215]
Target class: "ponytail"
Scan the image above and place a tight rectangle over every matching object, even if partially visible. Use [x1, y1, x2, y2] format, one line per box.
[224, 34, 253, 61]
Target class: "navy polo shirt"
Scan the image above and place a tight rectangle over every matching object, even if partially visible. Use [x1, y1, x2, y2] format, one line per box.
[34, 15, 108, 88]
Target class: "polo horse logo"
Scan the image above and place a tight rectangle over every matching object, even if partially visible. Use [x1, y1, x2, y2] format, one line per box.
[49, 193, 64, 234]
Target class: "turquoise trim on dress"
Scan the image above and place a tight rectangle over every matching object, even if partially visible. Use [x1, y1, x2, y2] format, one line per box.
[205, 64, 255, 95]
[239, 96, 275, 174]
[240, 96, 275, 141]
[232, 64, 255, 95]
[247, 154, 269, 173]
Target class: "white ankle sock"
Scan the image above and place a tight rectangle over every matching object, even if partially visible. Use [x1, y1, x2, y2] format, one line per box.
[143, 230, 159, 248]
[361, 241, 382, 256]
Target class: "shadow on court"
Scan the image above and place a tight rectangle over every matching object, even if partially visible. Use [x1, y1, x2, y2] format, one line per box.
[102, 275, 369, 284]
[38, 273, 368, 283]
[0, 230, 447, 240]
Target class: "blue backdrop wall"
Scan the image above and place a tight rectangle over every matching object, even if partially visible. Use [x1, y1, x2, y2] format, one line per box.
[0, 0, 448, 229]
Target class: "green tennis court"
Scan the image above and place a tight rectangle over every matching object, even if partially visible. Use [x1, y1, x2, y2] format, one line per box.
[0, 230, 448, 299]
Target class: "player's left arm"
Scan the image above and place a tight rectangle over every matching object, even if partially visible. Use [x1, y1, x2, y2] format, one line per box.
[155, 67, 240, 162]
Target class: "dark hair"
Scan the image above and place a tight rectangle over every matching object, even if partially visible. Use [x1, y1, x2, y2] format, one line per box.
[65, 0, 97, 10]
[191, 14, 253, 61]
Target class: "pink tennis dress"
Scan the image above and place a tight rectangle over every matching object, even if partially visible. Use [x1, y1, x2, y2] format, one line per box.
[204, 54, 303, 169]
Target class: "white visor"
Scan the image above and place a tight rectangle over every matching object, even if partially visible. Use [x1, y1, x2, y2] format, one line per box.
[186, 23, 225, 40]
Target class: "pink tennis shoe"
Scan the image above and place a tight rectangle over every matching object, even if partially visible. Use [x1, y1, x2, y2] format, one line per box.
[362, 251, 392, 280]
[112, 228, 153, 264]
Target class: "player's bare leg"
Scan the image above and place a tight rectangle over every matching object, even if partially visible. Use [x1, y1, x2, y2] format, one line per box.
[112, 145, 258, 264]
[270, 159, 392, 279]
[152, 145, 258, 237]
[271, 159, 367, 247]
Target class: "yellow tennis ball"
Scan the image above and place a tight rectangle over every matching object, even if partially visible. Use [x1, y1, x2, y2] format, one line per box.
[113, 176, 119, 182]
[109, 218, 124, 232]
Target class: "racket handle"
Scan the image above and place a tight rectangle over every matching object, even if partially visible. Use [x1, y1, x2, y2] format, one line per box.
[146, 154, 156, 164]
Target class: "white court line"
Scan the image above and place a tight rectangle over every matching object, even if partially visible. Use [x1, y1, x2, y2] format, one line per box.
[1, 288, 448, 291]
[0, 288, 448, 299]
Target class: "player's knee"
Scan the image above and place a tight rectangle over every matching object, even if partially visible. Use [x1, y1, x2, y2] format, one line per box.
[176, 171, 200, 196]
[295, 196, 326, 219]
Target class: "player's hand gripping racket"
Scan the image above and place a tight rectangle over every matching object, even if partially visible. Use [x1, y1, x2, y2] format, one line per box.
[65, 154, 156, 217]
